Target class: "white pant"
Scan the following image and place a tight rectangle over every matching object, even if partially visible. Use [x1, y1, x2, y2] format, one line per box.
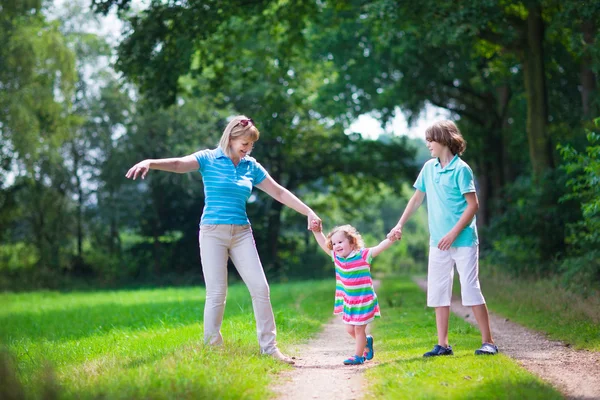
[199, 224, 278, 354]
[427, 246, 486, 307]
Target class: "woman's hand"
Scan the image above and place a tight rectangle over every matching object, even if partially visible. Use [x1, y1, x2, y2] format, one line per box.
[126, 160, 151, 180]
[307, 211, 322, 232]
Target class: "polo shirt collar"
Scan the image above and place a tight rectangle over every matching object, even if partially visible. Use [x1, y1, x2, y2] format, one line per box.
[215, 146, 249, 164]
[434, 154, 459, 171]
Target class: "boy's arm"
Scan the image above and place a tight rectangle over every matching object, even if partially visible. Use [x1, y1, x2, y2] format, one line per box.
[387, 189, 425, 240]
[437, 192, 479, 250]
[369, 238, 395, 258]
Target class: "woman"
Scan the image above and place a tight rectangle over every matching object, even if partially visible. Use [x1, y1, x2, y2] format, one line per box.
[126, 115, 322, 364]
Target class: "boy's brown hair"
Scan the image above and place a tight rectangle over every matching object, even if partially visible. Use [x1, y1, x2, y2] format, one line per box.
[425, 120, 467, 156]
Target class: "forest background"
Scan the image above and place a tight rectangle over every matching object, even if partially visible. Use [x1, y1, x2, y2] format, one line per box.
[1, 0, 599, 297]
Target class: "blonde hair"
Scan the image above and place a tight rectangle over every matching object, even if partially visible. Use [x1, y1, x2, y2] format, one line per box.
[218, 115, 260, 158]
[326, 225, 365, 251]
[425, 120, 467, 156]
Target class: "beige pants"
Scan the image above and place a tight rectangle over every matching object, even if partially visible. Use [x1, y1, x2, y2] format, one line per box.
[199, 224, 278, 354]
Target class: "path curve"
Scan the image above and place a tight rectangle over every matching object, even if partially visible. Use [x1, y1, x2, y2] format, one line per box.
[414, 278, 600, 400]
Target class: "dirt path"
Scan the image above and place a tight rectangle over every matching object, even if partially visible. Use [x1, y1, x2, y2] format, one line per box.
[272, 278, 600, 400]
[271, 316, 367, 400]
[414, 278, 600, 400]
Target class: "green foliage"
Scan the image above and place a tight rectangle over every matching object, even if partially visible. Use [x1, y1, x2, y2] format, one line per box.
[483, 169, 577, 276]
[557, 124, 600, 292]
[0, 243, 39, 271]
[0, 1, 76, 174]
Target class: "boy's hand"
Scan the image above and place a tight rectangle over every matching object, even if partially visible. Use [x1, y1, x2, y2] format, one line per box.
[437, 231, 458, 251]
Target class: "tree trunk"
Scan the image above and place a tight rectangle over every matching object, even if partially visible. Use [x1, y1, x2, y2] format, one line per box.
[580, 20, 597, 118]
[522, 4, 553, 178]
[72, 143, 83, 259]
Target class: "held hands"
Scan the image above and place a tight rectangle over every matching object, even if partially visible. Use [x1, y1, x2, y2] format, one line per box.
[308, 212, 322, 232]
[310, 218, 322, 233]
[126, 160, 151, 180]
[387, 226, 402, 242]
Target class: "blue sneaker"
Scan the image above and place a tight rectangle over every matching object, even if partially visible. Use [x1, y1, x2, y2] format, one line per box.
[423, 344, 453, 357]
[363, 335, 374, 360]
[475, 343, 498, 355]
[343, 355, 365, 365]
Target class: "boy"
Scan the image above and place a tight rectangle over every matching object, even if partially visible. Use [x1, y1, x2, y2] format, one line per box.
[388, 120, 497, 356]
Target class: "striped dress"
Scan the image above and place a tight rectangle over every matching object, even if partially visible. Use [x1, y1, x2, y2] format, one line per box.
[333, 248, 380, 325]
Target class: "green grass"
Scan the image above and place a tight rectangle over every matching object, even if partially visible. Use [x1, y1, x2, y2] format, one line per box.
[1, 276, 580, 399]
[366, 278, 563, 400]
[0, 281, 333, 399]
[478, 271, 600, 351]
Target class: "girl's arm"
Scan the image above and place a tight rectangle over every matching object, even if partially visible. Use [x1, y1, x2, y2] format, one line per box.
[256, 175, 322, 230]
[126, 155, 200, 180]
[311, 228, 332, 256]
[387, 189, 425, 241]
[437, 192, 479, 250]
[369, 238, 395, 258]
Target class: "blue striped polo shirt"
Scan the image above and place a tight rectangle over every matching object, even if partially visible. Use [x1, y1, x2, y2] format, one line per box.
[414, 155, 478, 247]
[194, 147, 268, 225]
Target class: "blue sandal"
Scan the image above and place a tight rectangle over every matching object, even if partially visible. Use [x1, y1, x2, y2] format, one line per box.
[343, 355, 365, 365]
[363, 335, 374, 360]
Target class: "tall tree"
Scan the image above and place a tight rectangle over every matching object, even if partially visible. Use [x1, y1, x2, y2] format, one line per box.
[92, 0, 417, 273]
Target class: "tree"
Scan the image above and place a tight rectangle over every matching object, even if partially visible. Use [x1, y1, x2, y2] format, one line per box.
[92, 0, 417, 274]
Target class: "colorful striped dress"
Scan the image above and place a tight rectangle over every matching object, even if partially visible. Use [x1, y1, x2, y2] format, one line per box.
[332, 248, 380, 325]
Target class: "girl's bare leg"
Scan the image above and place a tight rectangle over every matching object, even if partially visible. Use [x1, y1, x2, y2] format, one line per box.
[354, 325, 367, 357]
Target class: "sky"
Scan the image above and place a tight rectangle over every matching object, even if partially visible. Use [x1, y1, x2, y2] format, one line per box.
[52, 0, 449, 141]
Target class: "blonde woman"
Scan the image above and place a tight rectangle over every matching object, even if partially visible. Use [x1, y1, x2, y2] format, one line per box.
[126, 115, 322, 364]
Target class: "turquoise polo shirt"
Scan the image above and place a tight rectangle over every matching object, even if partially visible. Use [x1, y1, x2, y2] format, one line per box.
[414, 155, 478, 247]
[194, 147, 268, 225]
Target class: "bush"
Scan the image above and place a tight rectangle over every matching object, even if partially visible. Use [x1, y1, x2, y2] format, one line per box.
[558, 123, 600, 292]
[483, 169, 577, 277]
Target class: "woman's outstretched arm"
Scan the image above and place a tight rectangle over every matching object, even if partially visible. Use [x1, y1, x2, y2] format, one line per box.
[125, 155, 199, 180]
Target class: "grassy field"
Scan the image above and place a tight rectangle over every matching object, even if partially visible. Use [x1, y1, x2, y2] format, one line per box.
[0, 281, 333, 399]
[1, 275, 590, 399]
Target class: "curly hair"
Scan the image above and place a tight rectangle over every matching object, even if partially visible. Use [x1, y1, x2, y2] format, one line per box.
[326, 225, 365, 251]
[425, 120, 467, 156]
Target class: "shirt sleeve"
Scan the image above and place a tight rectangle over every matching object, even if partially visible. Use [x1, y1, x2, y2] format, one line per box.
[252, 160, 269, 185]
[363, 248, 373, 264]
[457, 165, 476, 194]
[413, 164, 427, 192]
[193, 150, 210, 172]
